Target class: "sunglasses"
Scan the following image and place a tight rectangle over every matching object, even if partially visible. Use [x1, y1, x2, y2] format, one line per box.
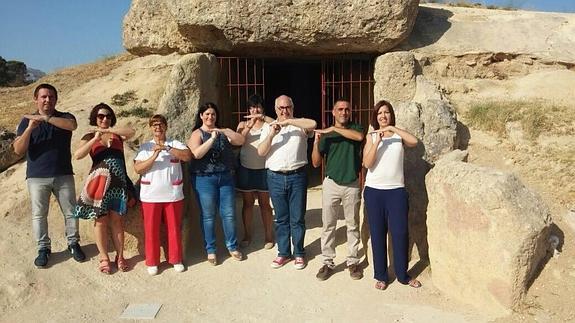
[97, 114, 111, 120]
[151, 123, 165, 128]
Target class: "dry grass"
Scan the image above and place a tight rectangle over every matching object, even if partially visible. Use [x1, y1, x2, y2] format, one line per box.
[0, 53, 136, 130]
[463, 100, 567, 141]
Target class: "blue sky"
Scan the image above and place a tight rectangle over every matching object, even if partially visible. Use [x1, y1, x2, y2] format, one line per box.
[0, 0, 573, 73]
[0, 1, 131, 72]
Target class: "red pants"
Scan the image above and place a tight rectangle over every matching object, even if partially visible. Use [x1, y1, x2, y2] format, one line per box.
[141, 200, 184, 266]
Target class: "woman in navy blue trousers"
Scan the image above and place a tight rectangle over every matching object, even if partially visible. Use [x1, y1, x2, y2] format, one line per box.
[362, 100, 422, 290]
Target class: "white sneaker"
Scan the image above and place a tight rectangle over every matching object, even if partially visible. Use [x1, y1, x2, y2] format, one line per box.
[147, 266, 158, 276]
[173, 263, 185, 273]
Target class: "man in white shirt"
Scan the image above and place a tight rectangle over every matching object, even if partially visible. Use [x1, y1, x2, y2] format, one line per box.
[258, 95, 316, 270]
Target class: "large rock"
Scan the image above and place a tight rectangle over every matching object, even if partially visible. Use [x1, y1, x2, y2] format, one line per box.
[123, 0, 420, 56]
[426, 150, 552, 315]
[395, 99, 458, 163]
[374, 52, 418, 106]
[0, 128, 22, 173]
[399, 5, 575, 64]
[157, 53, 220, 141]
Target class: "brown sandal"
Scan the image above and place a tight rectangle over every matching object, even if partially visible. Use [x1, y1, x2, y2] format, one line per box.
[115, 255, 128, 272]
[99, 259, 111, 274]
[229, 250, 243, 261]
[375, 281, 388, 290]
[408, 279, 422, 288]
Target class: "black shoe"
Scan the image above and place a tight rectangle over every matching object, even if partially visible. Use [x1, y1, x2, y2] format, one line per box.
[68, 243, 86, 262]
[348, 264, 364, 280]
[316, 264, 334, 281]
[34, 248, 51, 268]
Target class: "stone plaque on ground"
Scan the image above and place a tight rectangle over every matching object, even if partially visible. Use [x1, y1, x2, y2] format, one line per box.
[120, 303, 162, 320]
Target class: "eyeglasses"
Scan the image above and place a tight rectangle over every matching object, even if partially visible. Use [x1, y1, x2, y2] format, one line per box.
[97, 114, 111, 120]
[277, 106, 292, 110]
[151, 123, 165, 128]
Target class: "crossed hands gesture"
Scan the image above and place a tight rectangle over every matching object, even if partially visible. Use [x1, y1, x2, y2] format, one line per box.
[23, 114, 48, 130]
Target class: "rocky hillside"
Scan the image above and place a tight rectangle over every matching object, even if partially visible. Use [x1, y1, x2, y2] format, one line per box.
[0, 56, 28, 87]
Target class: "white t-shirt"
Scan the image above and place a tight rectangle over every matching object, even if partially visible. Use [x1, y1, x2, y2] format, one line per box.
[240, 124, 267, 170]
[134, 139, 188, 202]
[259, 123, 310, 172]
[364, 133, 405, 190]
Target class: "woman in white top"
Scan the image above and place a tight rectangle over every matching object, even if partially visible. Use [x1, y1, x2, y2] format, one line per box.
[134, 114, 192, 275]
[236, 95, 275, 249]
[363, 100, 422, 290]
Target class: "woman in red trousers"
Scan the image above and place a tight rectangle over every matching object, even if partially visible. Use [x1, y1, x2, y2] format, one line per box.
[134, 114, 192, 275]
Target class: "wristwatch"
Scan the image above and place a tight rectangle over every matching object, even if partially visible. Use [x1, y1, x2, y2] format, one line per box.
[165, 145, 172, 152]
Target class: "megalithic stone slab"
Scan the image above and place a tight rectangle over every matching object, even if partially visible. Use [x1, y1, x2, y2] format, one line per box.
[123, 0, 420, 56]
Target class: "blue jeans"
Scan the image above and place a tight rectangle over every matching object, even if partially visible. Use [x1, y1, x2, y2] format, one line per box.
[192, 172, 238, 254]
[27, 175, 79, 250]
[364, 186, 410, 284]
[267, 170, 307, 257]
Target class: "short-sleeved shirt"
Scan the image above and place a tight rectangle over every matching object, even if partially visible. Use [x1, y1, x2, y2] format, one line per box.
[16, 110, 75, 179]
[239, 124, 267, 170]
[319, 123, 363, 185]
[134, 139, 188, 202]
[364, 133, 405, 190]
[260, 123, 311, 172]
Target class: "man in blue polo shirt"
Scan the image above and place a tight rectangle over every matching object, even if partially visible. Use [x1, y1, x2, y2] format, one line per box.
[13, 83, 85, 268]
[311, 99, 364, 281]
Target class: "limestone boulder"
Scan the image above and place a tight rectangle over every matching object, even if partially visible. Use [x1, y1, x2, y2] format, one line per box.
[374, 52, 418, 107]
[158, 53, 220, 141]
[123, 0, 420, 56]
[412, 75, 446, 104]
[0, 128, 23, 173]
[426, 150, 552, 315]
[395, 99, 458, 163]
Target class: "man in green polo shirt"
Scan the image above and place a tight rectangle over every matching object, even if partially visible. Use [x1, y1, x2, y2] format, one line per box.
[311, 99, 364, 281]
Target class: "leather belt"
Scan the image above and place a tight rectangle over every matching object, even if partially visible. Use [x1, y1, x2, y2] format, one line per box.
[270, 166, 305, 175]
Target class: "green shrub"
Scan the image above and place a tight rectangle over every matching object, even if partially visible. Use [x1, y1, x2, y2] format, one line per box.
[117, 105, 153, 118]
[111, 90, 138, 106]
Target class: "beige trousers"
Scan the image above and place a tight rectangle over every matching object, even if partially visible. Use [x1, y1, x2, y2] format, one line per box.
[320, 177, 361, 267]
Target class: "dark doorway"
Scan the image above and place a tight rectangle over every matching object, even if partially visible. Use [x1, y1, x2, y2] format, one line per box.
[262, 59, 322, 124]
[263, 58, 323, 187]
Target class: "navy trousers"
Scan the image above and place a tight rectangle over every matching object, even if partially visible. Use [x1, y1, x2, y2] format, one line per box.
[364, 186, 411, 284]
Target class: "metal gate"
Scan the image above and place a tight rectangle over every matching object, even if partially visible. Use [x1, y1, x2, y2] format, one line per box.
[217, 56, 374, 183]
[217, 57, 265, 129]
[218, 56, 374, 130]
[320, 58, 375, 130]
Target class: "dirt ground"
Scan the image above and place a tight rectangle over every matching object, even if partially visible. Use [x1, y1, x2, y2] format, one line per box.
[1, 184, 496, 322]
[1, 4, 575, 322]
